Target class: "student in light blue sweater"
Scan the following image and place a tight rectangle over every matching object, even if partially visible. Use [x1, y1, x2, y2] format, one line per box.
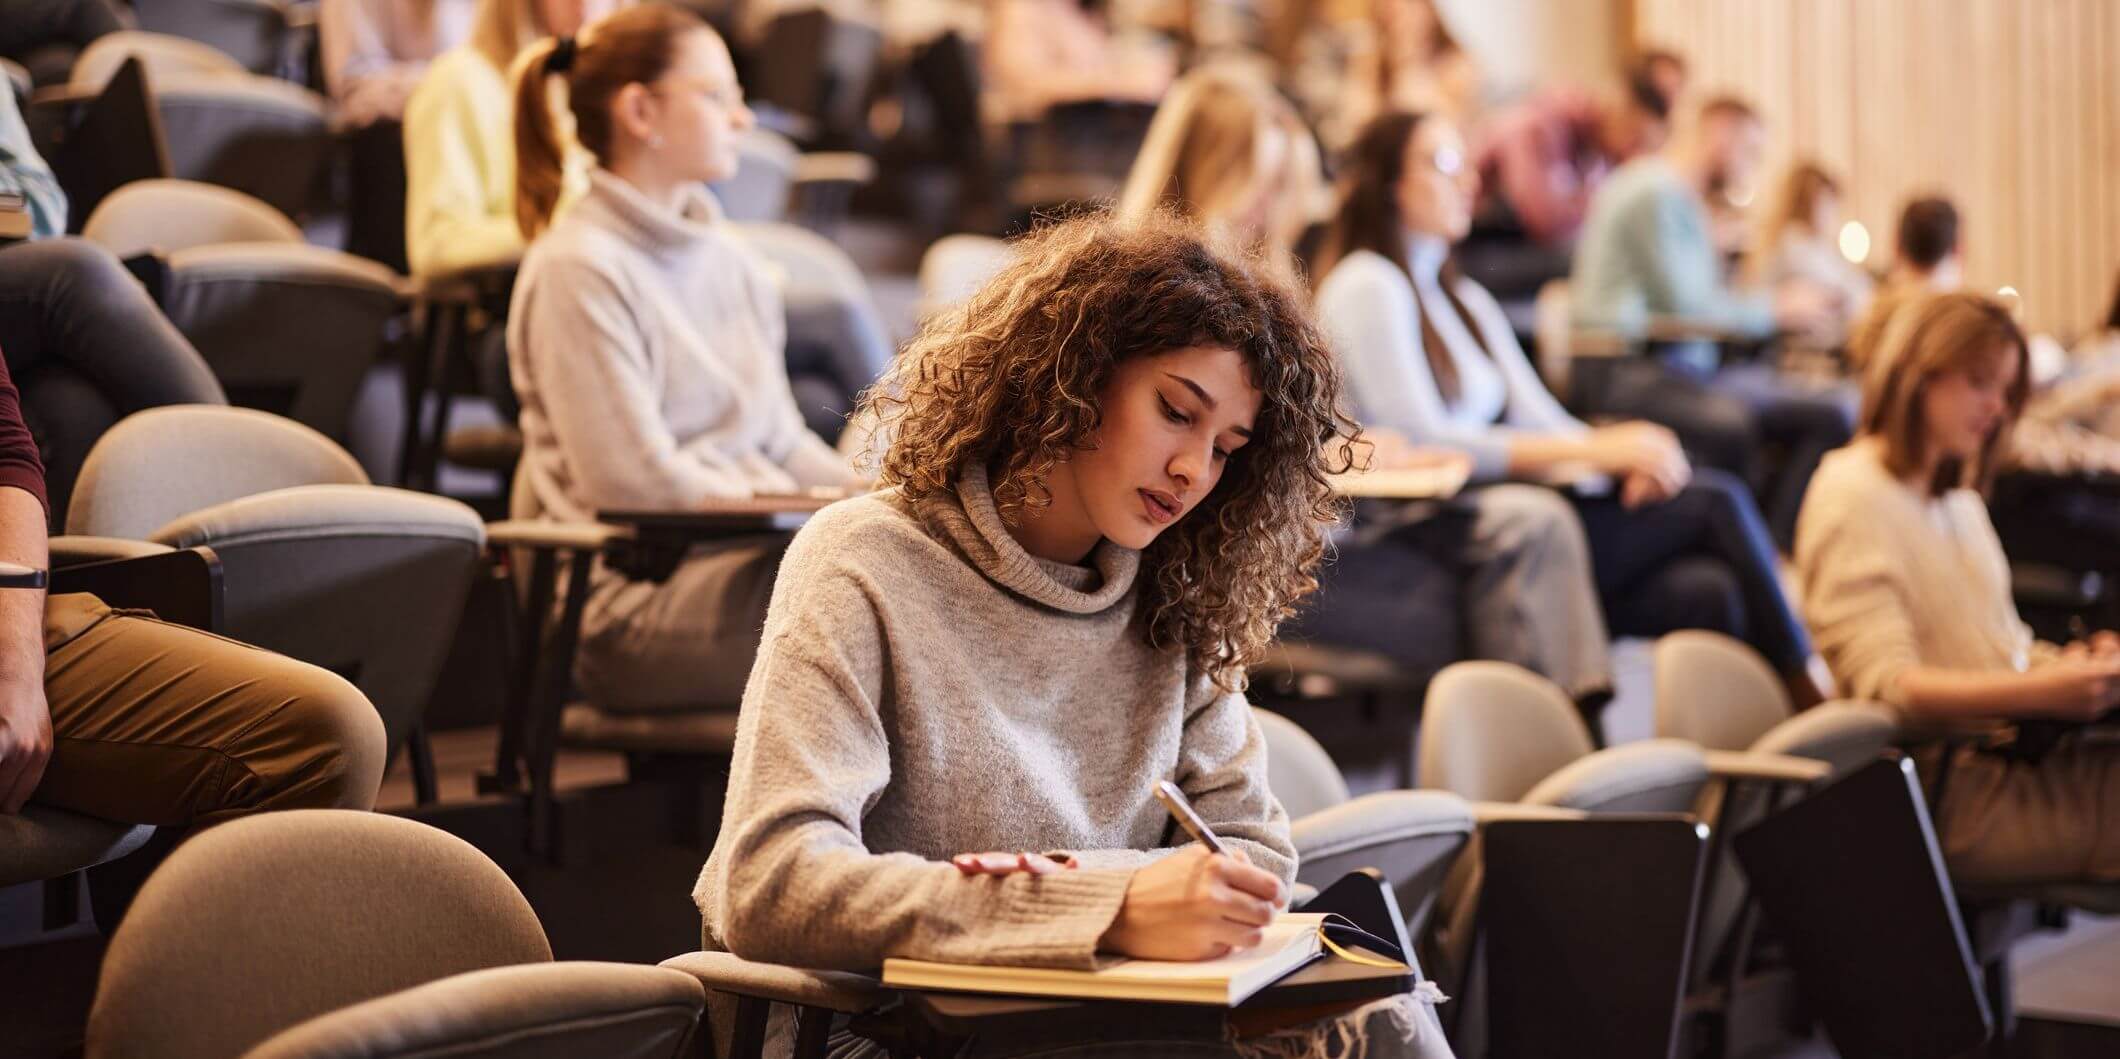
[1316, 110, 1821, 702]
[1569, 95, 1855, 550]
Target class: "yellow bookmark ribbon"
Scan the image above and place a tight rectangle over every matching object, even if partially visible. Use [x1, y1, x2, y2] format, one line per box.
[1317, 923, 1408, 969]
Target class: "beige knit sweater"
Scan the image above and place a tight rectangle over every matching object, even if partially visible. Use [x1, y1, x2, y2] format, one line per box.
[1794, 438, 2038, 708]
[694, 464, 1297, 972]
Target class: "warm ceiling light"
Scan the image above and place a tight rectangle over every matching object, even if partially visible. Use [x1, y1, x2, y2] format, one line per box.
[1838, 221, 1871, 265]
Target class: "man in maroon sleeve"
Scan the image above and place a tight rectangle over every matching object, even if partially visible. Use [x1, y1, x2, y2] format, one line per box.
[0, 351, 383, 825]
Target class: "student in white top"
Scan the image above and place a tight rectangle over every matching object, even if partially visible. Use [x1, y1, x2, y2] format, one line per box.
[1316, 110, 1821, 705]
[1748, 162, 1872, 341]
[1795, 291, 2120, 884]
[506, 4, 858, 711]
[402, 0, 621, 276]
[1118, 70, 1614, 706]
[320, 0, 479, 128]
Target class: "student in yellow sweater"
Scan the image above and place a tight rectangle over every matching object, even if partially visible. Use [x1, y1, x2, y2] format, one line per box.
[402, 0, 621, 277]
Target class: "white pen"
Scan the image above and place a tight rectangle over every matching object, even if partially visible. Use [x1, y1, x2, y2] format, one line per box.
[1153, 780, 1228, 856]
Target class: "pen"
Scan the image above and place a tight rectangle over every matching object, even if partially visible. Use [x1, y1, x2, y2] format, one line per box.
[1153, 780, 1228, 856]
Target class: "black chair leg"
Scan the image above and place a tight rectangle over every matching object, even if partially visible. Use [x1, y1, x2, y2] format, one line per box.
[407, 721, 439, 806]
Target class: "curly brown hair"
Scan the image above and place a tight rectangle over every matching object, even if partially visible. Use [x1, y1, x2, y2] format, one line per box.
[865, 211, 1360, 690]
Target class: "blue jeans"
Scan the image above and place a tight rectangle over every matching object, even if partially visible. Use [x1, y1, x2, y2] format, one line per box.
[1572, 467, 1813, 674]
[0, 238, 225, 526]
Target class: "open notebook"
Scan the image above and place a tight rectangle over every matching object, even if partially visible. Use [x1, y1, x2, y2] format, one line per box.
[881, 913, 1329, 1006]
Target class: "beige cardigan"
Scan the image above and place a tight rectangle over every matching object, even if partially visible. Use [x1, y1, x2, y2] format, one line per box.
[1793, 438, 2039, 708]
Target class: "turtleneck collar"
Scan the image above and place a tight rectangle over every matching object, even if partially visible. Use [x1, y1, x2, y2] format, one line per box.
[1406, 233, 1450, 282]
[915, 463, 1140, 615]
[582, 168, 727, 257]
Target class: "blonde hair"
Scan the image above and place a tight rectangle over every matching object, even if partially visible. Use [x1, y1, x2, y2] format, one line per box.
[867, 210, 1359, 691]
[512, 3, 709, 237]
[1859, 291, 2029, 496]
[1748, 161, 1839, 284]
[1115, 68, 1322, 276]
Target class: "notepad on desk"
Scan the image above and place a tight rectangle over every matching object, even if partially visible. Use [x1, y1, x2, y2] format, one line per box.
[882, 913, 1330, 1006]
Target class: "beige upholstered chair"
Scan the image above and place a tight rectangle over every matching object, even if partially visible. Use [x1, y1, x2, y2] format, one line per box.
[88, 810, 703, 1059]
[916, 234, 1013, 320]
[61, 407, 483, 800]
[82, 180, 405, 440]
[83, 177, 303, 256]
[1256, 707, 1473, 936]
[67, 31, 245, 93]
[1419, 660, 1714, 1046]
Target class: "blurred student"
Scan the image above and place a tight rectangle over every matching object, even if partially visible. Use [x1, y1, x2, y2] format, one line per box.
[1320, 110, 1821, 705]
[1570, 95, 1853, 549]
[1473, 49, 1687, 248]
[1797, 291, 2119, 884]
[1121, 72, 1615, 707]
[984, 0, 1173, 123]
[322, 0, 479, 127]
[507, 4, 857, 711]
[1749, 161, 1871, 338]
[403, 0, 621, 276]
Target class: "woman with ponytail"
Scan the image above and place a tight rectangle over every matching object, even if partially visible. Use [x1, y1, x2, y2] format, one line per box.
[506, 4, 859, 711]
[402, 0, 619, 276]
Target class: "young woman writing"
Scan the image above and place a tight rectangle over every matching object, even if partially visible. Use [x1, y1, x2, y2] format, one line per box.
[697, 212, 1452, 1056]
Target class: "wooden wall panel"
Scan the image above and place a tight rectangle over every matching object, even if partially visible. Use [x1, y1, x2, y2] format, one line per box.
[1636, 0, 2120, 338]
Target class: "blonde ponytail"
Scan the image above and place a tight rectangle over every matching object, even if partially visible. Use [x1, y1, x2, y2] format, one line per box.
[512, 37, 570, 240]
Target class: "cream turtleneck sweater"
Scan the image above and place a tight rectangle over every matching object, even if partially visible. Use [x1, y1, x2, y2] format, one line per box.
[507, 169, 849, 525]
[695, 464, 1296, 971]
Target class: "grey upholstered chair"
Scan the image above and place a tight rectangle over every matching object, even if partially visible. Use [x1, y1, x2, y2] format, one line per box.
[730, 221, 894, 443]
[0, 808, 154, 890]
[59, 407, 483, 799]
[132, 0, 302, 77]
[83, 179, 406, 440]
[87, 810, 704, 1059]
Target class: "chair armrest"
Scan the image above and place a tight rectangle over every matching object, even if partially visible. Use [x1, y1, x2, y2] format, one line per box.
[1471, 802, 1588, 825]
[658, 951, 882, 1015]
[1291, 790, 1475, 864]
[1642, 315, 1754, 343]
[485, 519, 625, 553]
[48, 547, 222, 632]
[793, 151, 877, 187]
[1703, 749, 1831, 787]
[48, 536, 175, 568]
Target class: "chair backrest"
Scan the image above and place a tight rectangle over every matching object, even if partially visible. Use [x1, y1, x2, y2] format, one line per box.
[1254, 708, 1350, 820]
[151, 484, 486, 754]
[132, 0, 294, 76]
[710, 127, 798, 222]
[241, 962, 705, 1059]
[1419, 662, 1595, 804]
[71, 31, 245, 92]
[731, 221, 892, 420]
[917, 234, 1013, 319]
[162, 242, 405, 437]
[1653, 630, 1793, 751]
[66, 406, 369, 539]
[749, 9, 882, 144]
[155, 74, 332, 221]
[88, 810, 552, 1059]
[1750, 700, 1899, 775]
[83, 177, 303, 256]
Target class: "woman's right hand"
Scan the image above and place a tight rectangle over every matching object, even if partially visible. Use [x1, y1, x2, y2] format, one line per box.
[1589, 422, 1690, 499]
[1100, 845, 1285, 962]
[2026, 657, 2120, 722]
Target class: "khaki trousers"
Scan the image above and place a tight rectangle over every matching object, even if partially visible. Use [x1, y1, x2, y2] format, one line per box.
[34, 593, 386, 827]
[1924, 736, 2120, 886]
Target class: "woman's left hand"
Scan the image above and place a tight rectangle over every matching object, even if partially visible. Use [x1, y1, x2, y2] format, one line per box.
[952, 851, 1077, 876]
